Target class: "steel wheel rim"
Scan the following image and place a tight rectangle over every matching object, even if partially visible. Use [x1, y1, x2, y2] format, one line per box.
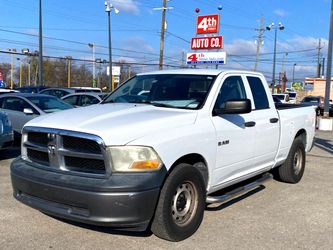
[293, 148, 303, 175]
[171, 181, 198, 226]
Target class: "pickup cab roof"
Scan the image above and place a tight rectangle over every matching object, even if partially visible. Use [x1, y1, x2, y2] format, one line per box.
[137, 69, 264, 77]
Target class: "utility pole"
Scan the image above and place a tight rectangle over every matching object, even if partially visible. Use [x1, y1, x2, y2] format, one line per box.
[322, 57, 325, 77]
[153, 0, 173, 70]
[38, 0, 43, 86]
[159, 0, 167, 70]
[281, 52, 288, 72]
[317, 39, 322, 78]
[323, 0, 333, 118]
[181, 51, 185, 68]
[254, 16, 264, 71]
[88, 43, 96, 87]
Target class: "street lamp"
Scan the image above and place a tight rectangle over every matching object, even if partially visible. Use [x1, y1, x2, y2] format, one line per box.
[104, 1, 119, 91]
[292, 63, 297, 83]
[95, 58, 102, 88]
[88, 43, 96, 87]
[22, 48, 31, 86]
[7, 48, 16, 89]
[16, 58, 23, 87]
[266, 22, 284, 93]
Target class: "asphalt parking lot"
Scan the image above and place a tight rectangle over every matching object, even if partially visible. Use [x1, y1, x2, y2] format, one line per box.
[1, 131, 333, 250]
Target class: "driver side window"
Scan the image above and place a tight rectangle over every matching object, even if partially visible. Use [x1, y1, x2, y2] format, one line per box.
[214, 76, 247, 110]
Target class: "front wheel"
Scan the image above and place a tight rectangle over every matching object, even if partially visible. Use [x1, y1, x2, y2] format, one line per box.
[278, 136, 306, 183]
[151, 163, 206, 241]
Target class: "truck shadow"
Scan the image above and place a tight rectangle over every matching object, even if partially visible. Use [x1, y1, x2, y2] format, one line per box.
[314, 137, 333, 155]
[205, 186, 266, 212]
[49, 216, 153, 238]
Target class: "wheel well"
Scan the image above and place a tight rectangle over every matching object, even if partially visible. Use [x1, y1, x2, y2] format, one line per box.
[295, 129, 307, 146]
[169, 154, 209, 188]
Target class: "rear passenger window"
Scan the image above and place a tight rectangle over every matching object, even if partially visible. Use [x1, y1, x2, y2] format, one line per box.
[247, 76, 269, 110]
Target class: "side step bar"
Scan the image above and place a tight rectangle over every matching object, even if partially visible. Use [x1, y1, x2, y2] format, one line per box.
[206, 173, 273, 204]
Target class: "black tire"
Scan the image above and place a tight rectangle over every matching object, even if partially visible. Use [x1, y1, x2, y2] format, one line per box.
[151, 163, 206, 241]
[278, 136, 306, 183]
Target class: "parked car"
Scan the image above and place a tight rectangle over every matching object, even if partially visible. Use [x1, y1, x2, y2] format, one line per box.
[272, 93, 289, 103]
[71, 87, 102, 93]
[286, 91, 297, 104]
[61, 92, 107, 107]
[15, 86, 48, 94]
[0, 93, 73, 134]
[0, 88, 19, 95]
[301, 96, 324, 108]
[301, 96, 324, 115]
[39, 88, 76, 98]
[11, 69, 316, 241]
[40, 87, 104, 99]
[0, 111, 14, 150]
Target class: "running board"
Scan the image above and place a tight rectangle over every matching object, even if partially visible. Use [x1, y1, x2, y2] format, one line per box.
[206, 173, 273, 204]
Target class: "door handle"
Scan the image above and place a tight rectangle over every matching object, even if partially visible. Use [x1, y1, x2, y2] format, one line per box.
[244, 121, 256, 127]
[270, 118, 279, 123]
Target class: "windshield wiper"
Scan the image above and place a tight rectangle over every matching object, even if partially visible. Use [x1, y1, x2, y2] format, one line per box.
[141, 100, 175, 108]
[101, 100, 114, 104]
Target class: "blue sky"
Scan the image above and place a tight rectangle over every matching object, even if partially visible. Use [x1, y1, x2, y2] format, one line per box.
[0, 0, 331, 82]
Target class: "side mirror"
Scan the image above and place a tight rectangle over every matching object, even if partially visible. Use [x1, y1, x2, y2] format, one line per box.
[23, 108, 34, 115]
[214, 99, 252, 116]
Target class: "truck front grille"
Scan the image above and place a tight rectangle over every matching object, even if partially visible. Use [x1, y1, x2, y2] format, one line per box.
[62, 135, 102, 154]
[23, 128, 109, 176]
[27, 148, 49, 165]
[64, 156, 105, 174]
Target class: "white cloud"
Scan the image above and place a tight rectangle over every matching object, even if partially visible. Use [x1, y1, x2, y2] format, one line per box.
[123, 37, 156, 54]
[224, 39, 267, 55]
[112, 0, 139, 15]
[274, 9, 288, 17]
[112, 37, 157, 67]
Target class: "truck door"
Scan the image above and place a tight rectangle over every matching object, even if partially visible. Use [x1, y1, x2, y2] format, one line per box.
[211, 75, 256, 186]
[246, 75, 279, 170]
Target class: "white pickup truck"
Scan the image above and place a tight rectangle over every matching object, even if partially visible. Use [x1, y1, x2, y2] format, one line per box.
[11, 69, 316, 241]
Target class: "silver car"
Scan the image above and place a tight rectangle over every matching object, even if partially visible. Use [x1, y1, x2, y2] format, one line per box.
[0, 93, 73, 134]
[0, 111, 14, 150]
[61, 92, 108, 107]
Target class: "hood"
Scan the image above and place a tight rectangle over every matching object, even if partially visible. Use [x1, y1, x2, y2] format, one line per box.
[25, 103, 198, 145]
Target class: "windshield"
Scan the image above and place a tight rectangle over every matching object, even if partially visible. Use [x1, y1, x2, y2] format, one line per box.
[27, 96, 73, 113]
[103, 74, 216, 109]
[288, 93, 296, 98]
[273, 95, 285, 100]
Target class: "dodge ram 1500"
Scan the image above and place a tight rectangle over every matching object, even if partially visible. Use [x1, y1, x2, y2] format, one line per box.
[11, 69, 316, 241]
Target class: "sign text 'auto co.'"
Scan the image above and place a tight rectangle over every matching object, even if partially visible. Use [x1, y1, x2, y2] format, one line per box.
[191, 36, 223, 50]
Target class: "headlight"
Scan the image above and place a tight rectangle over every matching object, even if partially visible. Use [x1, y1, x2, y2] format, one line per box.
[107, 146, 163, 172]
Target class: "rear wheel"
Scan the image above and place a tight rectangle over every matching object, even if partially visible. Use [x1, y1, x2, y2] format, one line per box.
[278, 137, 306, 183]
[151, 163, 206, 241]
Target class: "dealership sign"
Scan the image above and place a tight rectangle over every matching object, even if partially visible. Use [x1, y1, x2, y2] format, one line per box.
[191, 36, 223, 50]
[196, 14, 219, 34]
[186, 52, 226, 65]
